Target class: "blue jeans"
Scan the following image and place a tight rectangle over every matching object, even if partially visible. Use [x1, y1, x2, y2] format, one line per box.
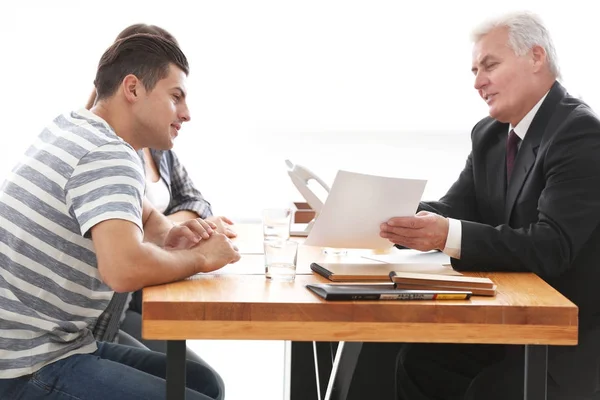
[0, 342, 223, 400]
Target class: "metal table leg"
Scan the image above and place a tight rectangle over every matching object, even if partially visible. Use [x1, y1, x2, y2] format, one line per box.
[323, 342, 363, 400]
[167, 340, 187, 400]
[524, 344, 548, 400]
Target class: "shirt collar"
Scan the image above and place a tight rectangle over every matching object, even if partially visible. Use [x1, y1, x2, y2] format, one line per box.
[509, 90, 549, 140]
[75, 108, 116, 133]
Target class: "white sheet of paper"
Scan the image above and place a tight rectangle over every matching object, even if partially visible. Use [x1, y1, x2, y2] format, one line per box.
[361, 249, 461, 276]
[304, 170, 427, 249]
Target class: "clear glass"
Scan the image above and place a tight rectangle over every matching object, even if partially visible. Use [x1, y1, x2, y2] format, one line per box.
[262, 208, 292, 242]
[264, 240, 298, 282]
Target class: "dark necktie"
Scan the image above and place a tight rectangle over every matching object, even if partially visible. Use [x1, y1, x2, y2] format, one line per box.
[506, 129, 521, 182]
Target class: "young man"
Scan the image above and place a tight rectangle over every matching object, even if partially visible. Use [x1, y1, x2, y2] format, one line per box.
[381, 11, 600, 399]
[0, 34, 240, 400]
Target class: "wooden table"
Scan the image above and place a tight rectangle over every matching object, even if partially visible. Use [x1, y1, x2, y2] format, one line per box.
[142, 224, 578, 400]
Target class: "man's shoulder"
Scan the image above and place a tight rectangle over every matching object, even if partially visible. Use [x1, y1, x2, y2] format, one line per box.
[539, 82, 599, 129]
[470, 116, 506, 142]
[51, 110, 139, 163]
[557, 95, 600, 125]
[472, 116, 499, 132]
[53, 110, 127, 146]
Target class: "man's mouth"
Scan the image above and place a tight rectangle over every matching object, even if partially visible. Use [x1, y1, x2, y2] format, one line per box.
[483, 93, 496, 104]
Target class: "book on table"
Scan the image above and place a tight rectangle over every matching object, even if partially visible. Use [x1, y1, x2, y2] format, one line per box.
[310, 262, 459, 282]
[306, 283, 472, 301]
[389, 271, 497, 297]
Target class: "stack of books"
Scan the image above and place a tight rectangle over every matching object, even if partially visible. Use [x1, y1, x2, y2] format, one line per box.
[306, 262, 496, 301]
[389, 271, 496, 296]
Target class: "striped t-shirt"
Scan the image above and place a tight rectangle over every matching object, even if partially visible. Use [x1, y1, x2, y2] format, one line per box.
[0, 108, 145, 378]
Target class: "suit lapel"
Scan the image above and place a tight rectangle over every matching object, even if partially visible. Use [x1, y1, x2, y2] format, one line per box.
[504, 81, 567, 222]
[504, 141, 539, 221]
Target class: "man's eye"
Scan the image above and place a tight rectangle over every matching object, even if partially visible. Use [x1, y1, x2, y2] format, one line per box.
[485, 62, 498, 70]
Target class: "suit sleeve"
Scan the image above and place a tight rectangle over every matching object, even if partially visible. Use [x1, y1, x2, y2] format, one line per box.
[419, 152, 480, 222]
[394, 139, 480, 251]
[419, 120, 483, 221]
[453, 109, 600, 278]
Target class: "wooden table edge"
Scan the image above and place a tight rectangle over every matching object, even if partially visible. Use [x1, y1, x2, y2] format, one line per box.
[142, 321, 578, 345]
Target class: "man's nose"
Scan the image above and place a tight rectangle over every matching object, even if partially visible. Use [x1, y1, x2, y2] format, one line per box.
[179, 104, 191, 122]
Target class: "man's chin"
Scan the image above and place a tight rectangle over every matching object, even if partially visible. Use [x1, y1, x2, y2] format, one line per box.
[488, 108, 508, 123]
[153, 141, 174, 151]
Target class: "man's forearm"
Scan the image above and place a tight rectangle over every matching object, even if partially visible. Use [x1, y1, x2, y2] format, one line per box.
[168, 210, 200, 224]
[143, 207, 175, 246]
[105, 242, 204, 292]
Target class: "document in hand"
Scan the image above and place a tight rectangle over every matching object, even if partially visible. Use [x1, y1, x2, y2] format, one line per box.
[389, 271, 497, 296]
[306, 283, 472, 301]
[304, 170, 427, 249]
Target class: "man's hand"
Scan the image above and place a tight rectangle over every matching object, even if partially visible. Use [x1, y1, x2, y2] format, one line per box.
[164, 218, 217, 249]
[191, 232, 241, 273]
[380, 211, 449, 251]
[206, 216, 237, 238]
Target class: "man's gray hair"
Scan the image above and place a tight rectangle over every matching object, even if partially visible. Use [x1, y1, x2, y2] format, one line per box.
[471, 11, 560, 79]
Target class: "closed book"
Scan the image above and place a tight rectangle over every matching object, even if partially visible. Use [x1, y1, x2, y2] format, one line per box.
[310, 262, 458, 282]
[306, 283, 472, 301]
[389, 271, 495, 289]
[393, 282, 497, 297]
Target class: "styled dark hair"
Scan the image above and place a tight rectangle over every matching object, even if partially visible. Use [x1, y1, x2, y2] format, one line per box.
[114, 23, 178, 45]
[93, 33, 188, 102]
[86, 24, 180, 109]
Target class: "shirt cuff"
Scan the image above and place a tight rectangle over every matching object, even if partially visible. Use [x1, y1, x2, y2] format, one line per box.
[442, 218, 462, 260]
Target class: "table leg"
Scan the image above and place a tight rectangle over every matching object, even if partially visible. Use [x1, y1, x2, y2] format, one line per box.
[167, 340, 187, 400]
[524, 344, 548, 400]
[323, 342, 363, 400]
[291, 342, 335, 400]
[313, 342, 323, 400]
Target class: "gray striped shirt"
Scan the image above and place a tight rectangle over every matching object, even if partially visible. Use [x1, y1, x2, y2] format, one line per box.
[0, 109, 144, 378]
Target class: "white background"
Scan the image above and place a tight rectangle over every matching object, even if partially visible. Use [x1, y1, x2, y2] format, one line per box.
[1, 1, 599, 399]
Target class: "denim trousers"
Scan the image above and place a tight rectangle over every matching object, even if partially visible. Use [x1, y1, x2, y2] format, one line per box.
[0, 341, 224, 400]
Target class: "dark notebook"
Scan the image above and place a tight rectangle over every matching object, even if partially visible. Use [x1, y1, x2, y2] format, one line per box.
[306, 283, 472, 301]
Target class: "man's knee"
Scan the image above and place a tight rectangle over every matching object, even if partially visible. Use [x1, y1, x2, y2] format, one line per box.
[396, 343, 422, 381]
[397, 343, 443, 379]
[186, 360, 224, 400]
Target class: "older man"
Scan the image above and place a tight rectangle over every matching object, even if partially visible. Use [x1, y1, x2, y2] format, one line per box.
[381, 11, 600, 400]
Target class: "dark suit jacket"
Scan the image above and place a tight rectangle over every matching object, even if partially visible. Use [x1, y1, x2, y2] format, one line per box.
[421, 81, 600, 392]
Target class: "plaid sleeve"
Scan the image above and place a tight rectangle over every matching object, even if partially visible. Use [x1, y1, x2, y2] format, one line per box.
[164, 150, 213, 218]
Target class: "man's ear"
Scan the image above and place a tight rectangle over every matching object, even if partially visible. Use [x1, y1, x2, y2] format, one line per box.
[531, 45, 547, 73]
[122, 74, 142, 103]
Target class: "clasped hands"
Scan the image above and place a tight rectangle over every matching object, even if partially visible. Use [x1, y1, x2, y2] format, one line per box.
[164, 216, 237, 250]
[380, 211, 449, 252]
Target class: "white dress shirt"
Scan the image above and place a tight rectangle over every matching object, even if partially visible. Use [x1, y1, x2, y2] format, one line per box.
[442, 91, 549, 259]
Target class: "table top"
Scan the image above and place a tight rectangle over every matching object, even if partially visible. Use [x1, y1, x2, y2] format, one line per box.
[142, 224, 578, 345]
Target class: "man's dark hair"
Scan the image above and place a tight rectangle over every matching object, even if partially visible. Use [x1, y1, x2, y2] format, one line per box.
[115, 23, 178, 45]
[94, 33, 189, 101]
